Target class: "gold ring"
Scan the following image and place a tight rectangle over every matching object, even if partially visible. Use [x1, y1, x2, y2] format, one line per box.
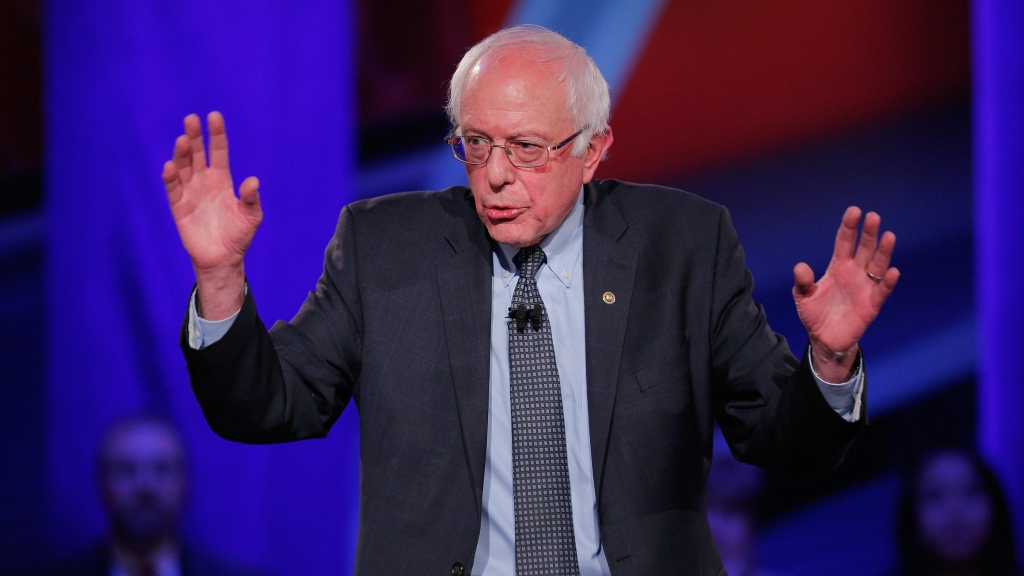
[866, 271, 883, 283]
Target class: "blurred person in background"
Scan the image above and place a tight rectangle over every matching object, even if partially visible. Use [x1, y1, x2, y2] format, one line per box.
[897, 448, 1020, 576]
[707, 426, 788, 576]
[41, 414, 267, 576]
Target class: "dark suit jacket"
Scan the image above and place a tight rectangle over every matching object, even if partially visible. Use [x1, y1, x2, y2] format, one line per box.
[182, 179, 863, 575]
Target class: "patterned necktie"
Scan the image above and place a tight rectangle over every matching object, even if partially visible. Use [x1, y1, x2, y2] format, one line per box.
[509, 245, 580, 575]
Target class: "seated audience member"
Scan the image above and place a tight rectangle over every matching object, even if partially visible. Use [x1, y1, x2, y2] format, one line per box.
[897, 448, 1020, 576]
[43, 414, 268, 576]
[707, 427, 789, 576]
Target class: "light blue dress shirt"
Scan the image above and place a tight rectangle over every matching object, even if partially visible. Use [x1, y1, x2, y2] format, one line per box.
[472, 189, 609, 575]
[188, 188, 863, 576]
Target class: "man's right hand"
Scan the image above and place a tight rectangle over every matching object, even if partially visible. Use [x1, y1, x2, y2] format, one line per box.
[162, 112, 262, 320]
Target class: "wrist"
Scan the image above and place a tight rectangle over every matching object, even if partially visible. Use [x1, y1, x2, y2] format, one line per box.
[194, 261, 245, 321]
[809, 339, 859, 383]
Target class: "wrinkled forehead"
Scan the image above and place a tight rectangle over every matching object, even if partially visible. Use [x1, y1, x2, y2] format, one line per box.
[463, 46, 572, 113]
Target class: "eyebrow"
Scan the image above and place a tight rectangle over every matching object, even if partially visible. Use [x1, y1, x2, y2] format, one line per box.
[460, 127, 549, 141]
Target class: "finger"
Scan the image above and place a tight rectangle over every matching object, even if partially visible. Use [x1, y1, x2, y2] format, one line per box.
[833, 206, 862, 261]
[792, 262, 817, 297]
[239, 176, 263, 223]
[173, 134, 193, 184]
[867, 231, 896, 277]
[162, 160, 183, 204]
[207, 111, 230, 170]
[872, 267, 901, 305]
[882, 267, 900, 292]
[854, 211, 881, 266]
[184, 113, 207, 174]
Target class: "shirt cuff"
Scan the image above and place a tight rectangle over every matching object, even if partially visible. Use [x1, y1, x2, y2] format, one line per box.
[808, 349, 865, 423]
[186, 287, 242, 350]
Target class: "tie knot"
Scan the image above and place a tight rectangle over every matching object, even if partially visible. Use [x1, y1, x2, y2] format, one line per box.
[513, 245, 546, 279]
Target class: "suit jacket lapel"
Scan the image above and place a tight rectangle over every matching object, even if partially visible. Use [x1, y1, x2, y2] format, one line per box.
[582, 181, 638, 502]
[437, 192, 493, 514]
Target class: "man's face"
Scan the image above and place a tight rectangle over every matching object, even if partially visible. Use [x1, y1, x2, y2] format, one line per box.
[99, 422, 187, 549]
[459, 49, 612, 247]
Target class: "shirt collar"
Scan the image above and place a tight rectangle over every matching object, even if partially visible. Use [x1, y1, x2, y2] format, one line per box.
[495, 186, 584, 289]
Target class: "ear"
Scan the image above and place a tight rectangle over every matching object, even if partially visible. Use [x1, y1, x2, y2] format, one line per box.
[581, 127, 614, 184]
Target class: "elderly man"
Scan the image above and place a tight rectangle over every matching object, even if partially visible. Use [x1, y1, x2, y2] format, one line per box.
[164, 25, 897, 575]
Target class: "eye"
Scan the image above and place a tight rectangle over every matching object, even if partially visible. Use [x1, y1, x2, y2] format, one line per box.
[466, 136, 490, 147]
[512, 141, 540, 151]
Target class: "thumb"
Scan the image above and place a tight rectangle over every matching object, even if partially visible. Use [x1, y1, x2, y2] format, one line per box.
[793, 262, 816, 298]
[239, 176, 262, 223]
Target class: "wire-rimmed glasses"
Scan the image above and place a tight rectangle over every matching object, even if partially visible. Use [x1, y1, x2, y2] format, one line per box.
[445, 126, 584, 169]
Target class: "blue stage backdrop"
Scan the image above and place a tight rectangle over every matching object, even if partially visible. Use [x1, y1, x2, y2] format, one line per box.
[974, 0, 1024, 556]
[45, 1, 359, 573]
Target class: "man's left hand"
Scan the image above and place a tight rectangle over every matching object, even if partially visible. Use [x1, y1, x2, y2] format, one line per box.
[793, 206, 899, 383]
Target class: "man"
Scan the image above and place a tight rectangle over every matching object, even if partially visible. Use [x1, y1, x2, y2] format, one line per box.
[163, 25, 898, 575]
[45, 415, 267, 576]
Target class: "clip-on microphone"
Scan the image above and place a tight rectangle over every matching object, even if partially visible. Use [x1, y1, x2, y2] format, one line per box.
[508, 303, 543, 332]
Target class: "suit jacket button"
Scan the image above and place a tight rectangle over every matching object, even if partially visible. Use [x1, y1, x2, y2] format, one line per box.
[451, 562, 465, 576]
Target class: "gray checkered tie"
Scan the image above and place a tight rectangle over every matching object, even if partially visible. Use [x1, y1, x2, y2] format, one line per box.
[509, 245, 580, 575]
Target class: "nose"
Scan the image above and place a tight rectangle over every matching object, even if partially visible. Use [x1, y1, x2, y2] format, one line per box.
[485, 145, 516, 190]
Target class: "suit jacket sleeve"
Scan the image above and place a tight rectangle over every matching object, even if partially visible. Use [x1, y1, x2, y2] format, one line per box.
[708, 206, 863, 472]
[180, 206, 362, 444]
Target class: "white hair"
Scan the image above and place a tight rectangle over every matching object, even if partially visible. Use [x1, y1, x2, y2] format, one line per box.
[446, 24, 610, 157]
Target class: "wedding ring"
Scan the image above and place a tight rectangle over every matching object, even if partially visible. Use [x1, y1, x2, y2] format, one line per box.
[866, 271, 883, 283]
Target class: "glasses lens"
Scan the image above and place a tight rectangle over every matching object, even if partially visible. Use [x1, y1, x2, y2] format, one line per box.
[450, 138, 468, 162]
[449, 137, 491, 164]
[509, 141, 546, 167]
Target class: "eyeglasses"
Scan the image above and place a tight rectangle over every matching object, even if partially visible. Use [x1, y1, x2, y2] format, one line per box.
[445, 126, 584, 169]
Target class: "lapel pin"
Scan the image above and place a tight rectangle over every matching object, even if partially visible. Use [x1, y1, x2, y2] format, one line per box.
[602, 291, 616, 305]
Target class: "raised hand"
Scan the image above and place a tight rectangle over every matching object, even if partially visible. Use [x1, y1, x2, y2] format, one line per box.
[162, 112, 261, 320]
[793, 207, 899, 382]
